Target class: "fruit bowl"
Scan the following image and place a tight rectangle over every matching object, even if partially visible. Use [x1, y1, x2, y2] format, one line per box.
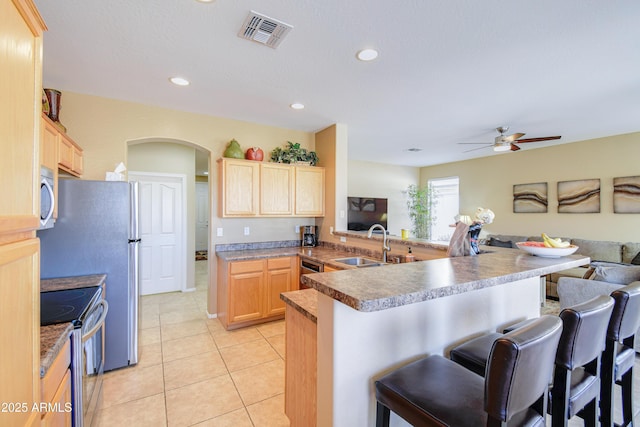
[516, 241, 579, 258]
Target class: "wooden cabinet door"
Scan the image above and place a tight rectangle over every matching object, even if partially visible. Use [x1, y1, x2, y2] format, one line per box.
[0, 0, 44, 236]
[260, 163, 293, 215]
[228, 260, 265, 324]
[58, 134, 74, 170]
[218, 159, 259, 217]
[72, 146, 83, 175]
[295, 166, 325, 216]
[265, 257, 294, 316]
[41, 116, 59, 172]
[323, 265, 341, 272]
[0, 239, 41, 427]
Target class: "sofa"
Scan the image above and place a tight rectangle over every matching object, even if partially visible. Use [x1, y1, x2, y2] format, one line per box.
[557, 263, 640, 352]
[483, 235, 640, 299]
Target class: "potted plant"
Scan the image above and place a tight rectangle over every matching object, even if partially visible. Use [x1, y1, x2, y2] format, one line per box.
[270, 141, 319, 166]
[406, 184, 437, 239]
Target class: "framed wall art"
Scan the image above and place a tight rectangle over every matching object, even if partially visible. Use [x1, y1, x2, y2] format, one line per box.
[613, 175, 640, 213]
[557, 179, 600, 213]
[513, 182, 548, 213]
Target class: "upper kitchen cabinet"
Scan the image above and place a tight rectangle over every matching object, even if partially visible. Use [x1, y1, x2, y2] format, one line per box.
[1, 1, 46, 425]
[1, 0, 46, 239]
[218, 158, 325, 218]
[41, 115, 59, 172]
[42, 114, 84, 177]
[218, 158, 260, 216]
[260, 163, 294, 216]
[294, 166, 325, 216]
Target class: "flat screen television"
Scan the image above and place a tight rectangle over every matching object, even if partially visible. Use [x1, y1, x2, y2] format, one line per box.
[347, 197, 388, 231]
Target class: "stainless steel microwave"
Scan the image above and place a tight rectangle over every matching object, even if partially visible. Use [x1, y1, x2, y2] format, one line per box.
[39, 166, 55, 229]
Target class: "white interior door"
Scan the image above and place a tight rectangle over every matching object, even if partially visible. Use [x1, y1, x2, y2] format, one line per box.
[130, 173, 185, 295]
[195, 182, 209, 251]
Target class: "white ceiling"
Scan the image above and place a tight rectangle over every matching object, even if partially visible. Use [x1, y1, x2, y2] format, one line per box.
[35, 0, 640, 168]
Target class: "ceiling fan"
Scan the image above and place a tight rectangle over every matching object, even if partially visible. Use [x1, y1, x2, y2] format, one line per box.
[459, 126, 561, 152]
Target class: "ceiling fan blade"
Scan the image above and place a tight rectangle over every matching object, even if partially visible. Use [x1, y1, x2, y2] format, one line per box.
[515, 136, 561, 143]
[510, 143, 521, 151]
[504, 132, 525, 143]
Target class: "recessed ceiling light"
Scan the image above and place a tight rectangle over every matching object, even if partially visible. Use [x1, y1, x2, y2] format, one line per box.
[196, 0, 215, 3]
[169, 77, 190, 86]
[405, 148, 423, 152]
[290, 103, 305, 110]
[356, 48, 379, 61]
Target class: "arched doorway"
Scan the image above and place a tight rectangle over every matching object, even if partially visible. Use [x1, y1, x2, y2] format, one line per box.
[126, 138, 211, 295]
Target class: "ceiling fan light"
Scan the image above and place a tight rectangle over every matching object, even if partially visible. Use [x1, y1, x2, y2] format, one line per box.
[493, 144, 511, 152]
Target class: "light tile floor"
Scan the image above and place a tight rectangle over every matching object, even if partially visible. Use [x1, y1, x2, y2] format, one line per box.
[92, 261, 290, 427]
[92, 261, 639, 426]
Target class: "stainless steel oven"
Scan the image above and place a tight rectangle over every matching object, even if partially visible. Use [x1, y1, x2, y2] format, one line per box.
[41, 286, 108, 427]
[299, 258, 323, 289]
[76, 293, 108, 427]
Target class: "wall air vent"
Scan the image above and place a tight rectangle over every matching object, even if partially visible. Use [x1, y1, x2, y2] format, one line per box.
[238, 10, 293, 49]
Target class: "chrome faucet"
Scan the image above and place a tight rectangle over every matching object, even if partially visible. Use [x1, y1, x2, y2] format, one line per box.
[367, 224, 390, 263]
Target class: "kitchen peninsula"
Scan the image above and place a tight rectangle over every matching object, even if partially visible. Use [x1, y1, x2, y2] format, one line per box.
[282, 248, 590, 427]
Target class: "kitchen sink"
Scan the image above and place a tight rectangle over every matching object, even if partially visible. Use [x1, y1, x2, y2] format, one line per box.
[333, 257, 387, 268]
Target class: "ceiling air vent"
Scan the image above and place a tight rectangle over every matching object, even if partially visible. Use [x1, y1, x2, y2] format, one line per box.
[238, 10, 293, 49]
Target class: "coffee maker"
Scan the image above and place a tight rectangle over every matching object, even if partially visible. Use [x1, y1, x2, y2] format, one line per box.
[301, 225, 318, 247]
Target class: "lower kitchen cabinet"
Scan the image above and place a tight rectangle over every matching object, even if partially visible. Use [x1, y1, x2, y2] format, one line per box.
[41, 338, 72, 426]
[218, 256, 298, 329]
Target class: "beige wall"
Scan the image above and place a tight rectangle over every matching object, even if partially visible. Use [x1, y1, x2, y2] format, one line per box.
[420, 132, 640, 242]
[57, 91, 316, 313]
[347, 160, 419, 236]
[128, 141, 196, 290]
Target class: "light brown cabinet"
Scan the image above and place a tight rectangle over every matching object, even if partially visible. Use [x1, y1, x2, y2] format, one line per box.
[57, 128, 83, 177]
[260, 163, 294, 215]
[41, 338, 72, 426]
[295, 166, 325, 216]
[217, 256, 298, 329]
[218, 158, 260, 216]
[1, 1, 46, 425]
[41, 114, 83, 178]
[218, 158, 324, 218]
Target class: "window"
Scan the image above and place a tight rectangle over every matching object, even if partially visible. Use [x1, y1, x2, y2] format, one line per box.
[429, 177, 459, 241]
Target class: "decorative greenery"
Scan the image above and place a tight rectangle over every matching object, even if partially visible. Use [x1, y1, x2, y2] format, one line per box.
[406, 184, 437, 239]
[270, 141, 319, 166]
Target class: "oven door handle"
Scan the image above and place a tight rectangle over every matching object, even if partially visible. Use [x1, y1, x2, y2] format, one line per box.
[82, 300, 109, 343]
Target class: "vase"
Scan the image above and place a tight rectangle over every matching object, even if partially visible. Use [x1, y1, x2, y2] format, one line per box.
[44, 88, 62, 122]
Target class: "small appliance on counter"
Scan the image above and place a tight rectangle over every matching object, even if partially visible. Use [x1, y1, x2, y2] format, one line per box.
[301, 225, 318, 247]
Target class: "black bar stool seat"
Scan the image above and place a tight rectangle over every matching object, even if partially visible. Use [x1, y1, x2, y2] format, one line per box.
[600, 281, 640, 427]
[449, 295, 615, 426]
[375, 315, 563, 427]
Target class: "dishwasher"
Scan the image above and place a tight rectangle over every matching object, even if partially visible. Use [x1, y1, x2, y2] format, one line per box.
[299, 258, 323, 289]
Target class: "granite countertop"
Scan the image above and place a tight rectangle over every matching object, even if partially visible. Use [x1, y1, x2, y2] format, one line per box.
[333, 230, 449, 252]
[302, 248, 590, 312]
[41, 274, 107, 292]
[280, 289, 318, 323]
[40, 274, 107, 377]
[40, 323, 74, 377]
[216, 246, 367, 270]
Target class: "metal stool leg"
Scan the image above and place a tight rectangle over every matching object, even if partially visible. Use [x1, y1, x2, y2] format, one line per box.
[376, 402, 390, 427]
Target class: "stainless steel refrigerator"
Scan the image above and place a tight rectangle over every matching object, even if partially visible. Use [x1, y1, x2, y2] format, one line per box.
[39, 178, 140, 371]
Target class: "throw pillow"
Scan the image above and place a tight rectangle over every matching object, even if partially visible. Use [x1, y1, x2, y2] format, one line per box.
[631, 251, 640, 265]
[487, 237, 513, 248]
[592, 264, 640, 285]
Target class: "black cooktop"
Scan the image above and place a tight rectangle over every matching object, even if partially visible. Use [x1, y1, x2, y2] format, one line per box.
[41, 286, 101, 326]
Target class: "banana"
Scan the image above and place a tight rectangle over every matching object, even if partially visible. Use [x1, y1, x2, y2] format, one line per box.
[541, 233, 570, 248]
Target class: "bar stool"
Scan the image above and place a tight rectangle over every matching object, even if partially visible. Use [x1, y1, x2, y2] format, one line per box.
[600, 281, 640, 427]
[449, 295, 614, 427]
[375, 315, 562, 427]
